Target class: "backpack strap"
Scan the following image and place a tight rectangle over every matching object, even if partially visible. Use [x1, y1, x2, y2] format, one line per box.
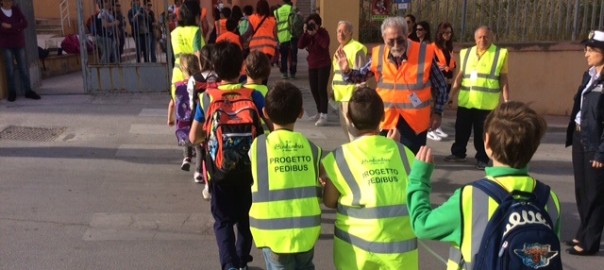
[532, 180, 551, 209]
[471, 178, 509, 204]
[472, 178, 551, 208]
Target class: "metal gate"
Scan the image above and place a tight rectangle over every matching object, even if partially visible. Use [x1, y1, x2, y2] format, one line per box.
[76, 0, 172, 92]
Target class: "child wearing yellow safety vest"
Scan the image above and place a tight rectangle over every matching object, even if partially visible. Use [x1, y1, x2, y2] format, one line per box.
[322, 87, 419, 270]
[249, 81, 323, 270]
[407, 101, 562, 270]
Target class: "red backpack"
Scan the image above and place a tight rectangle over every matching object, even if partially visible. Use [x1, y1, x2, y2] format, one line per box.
[201, 87, 263, 184]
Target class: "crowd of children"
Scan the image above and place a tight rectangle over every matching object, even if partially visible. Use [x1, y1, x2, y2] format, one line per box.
[164, 1, 563, 269]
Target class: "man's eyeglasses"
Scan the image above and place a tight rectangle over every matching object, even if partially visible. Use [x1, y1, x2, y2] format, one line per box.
[416, 28, 424, 32]
[442, 31, 452, 35]
[386, 37, 406, 47]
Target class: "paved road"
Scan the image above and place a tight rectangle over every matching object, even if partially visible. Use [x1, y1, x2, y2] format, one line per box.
[0, 54, 601, 269]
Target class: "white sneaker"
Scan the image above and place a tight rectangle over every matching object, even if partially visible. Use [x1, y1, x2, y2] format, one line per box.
[307, 113, 320, 121]
[427, 131, 442, 141]
[434, 127, 448, 138]
[181, 158, 191, 171]
[315, 113, 328, 126]
[202, 184, 211, 201]
[194, 172, 203, 183]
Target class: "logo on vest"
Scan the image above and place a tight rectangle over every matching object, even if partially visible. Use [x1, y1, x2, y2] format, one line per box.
[274, 141, 304, 152]
[513, 243, 559, 269]
[503, 209, 551, 236]
[361, 157, 389, 165]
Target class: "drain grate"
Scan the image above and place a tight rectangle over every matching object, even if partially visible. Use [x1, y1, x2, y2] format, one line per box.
[0, 126, 66, 142]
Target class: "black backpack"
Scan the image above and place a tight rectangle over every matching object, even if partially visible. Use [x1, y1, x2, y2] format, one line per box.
[471, 179, 562, 270]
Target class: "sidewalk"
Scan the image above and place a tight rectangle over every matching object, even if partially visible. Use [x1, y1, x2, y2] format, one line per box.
[0, 50, 599, 269]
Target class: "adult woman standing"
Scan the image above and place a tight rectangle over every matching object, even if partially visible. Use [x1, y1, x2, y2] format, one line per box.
[298, 13, 330, 126]
[427, 22, 456, 141]
[0, 0, 40, 102]
[565, 30, 604, 256]
[410, 21, 431, 44]
[247, 0, 276, 64]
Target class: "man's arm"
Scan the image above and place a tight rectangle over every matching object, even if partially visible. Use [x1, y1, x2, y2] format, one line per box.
[499, 56, 510, 102]
[449, 69, 464, 104]
[338, 50, 374, 84]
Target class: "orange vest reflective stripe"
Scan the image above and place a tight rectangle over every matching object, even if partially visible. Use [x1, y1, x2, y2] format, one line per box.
[432, 43, 456, 73]
[371, 41, 434, 133]
[249, 14, 277, 57]
[216, 31, 242, 49]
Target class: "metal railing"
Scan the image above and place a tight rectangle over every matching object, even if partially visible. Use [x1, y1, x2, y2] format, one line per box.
[360, 0, 604, 43]
[60, 0, 71, 36]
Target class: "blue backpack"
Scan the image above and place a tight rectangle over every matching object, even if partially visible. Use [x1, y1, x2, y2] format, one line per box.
[471, 179, 562, 270]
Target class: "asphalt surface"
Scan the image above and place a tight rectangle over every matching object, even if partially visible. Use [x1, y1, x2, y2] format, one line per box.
[0, 51, 602, 269]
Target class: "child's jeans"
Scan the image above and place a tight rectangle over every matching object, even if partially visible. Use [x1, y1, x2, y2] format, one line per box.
[262, 248, 315, 270]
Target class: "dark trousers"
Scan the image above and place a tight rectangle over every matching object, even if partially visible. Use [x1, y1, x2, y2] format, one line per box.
[134, 34, 149, 63]
[279, 38, 298, 76]
[308, 64, 331, 114]
[210, 181, 253, 269]
[572, 130, 604, 253]
[380, 115, 427, 154]
[451, 107, 490, 163]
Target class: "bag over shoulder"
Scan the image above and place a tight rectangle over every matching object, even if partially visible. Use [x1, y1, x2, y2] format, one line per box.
[470, 179, 562, 270]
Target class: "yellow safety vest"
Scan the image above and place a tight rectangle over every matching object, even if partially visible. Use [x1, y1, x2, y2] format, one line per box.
[170, 26, 205, 99]
[244, 83, 270, 134]
[332, 39, 367, 102]
[274, 4, 293, 43]
[458, 45, 507, 110]
[243, 83, 268, 97]
[249, 131, 323, 253]
[322, 135, 418, 270]
[447, 176, 561, 270]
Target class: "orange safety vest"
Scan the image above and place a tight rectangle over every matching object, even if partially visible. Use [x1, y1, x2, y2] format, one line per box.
[215, 18, 228, 36]
[248, 14, 277, 57]
[216, 31, 243, 49]
[432, 43, 456, 73]
[371, 41, 435, 133]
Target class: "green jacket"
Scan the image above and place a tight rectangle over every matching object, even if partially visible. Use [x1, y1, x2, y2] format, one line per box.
[406, 162, 560, 247]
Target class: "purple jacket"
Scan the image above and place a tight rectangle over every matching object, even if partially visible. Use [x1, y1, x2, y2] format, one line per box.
[0, 6, 28, 49]
[298, 27, 331, 69]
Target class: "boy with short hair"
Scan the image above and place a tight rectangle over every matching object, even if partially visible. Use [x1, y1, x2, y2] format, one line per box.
[189, 42, 271, 270]
[249, 81, 323, 270]
[243, 51, 271, 96]
[407, 101, 562, 270]
[321, 87, 419, 270]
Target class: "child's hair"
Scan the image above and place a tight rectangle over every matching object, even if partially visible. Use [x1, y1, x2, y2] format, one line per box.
[265, 82, 302, 126]
[226, 18, 238, 32]
[220, 7, 231, 19]
[245, 51, 271, 81]
[178, 0, 200, 27]
[212, 42, 242, 80]
[484, 101, 547, 169]
[347, 87, 384, 131]
[243, 5, 253, 16]
[179, 53, 201, 77]
[199, 45, 213, 72]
